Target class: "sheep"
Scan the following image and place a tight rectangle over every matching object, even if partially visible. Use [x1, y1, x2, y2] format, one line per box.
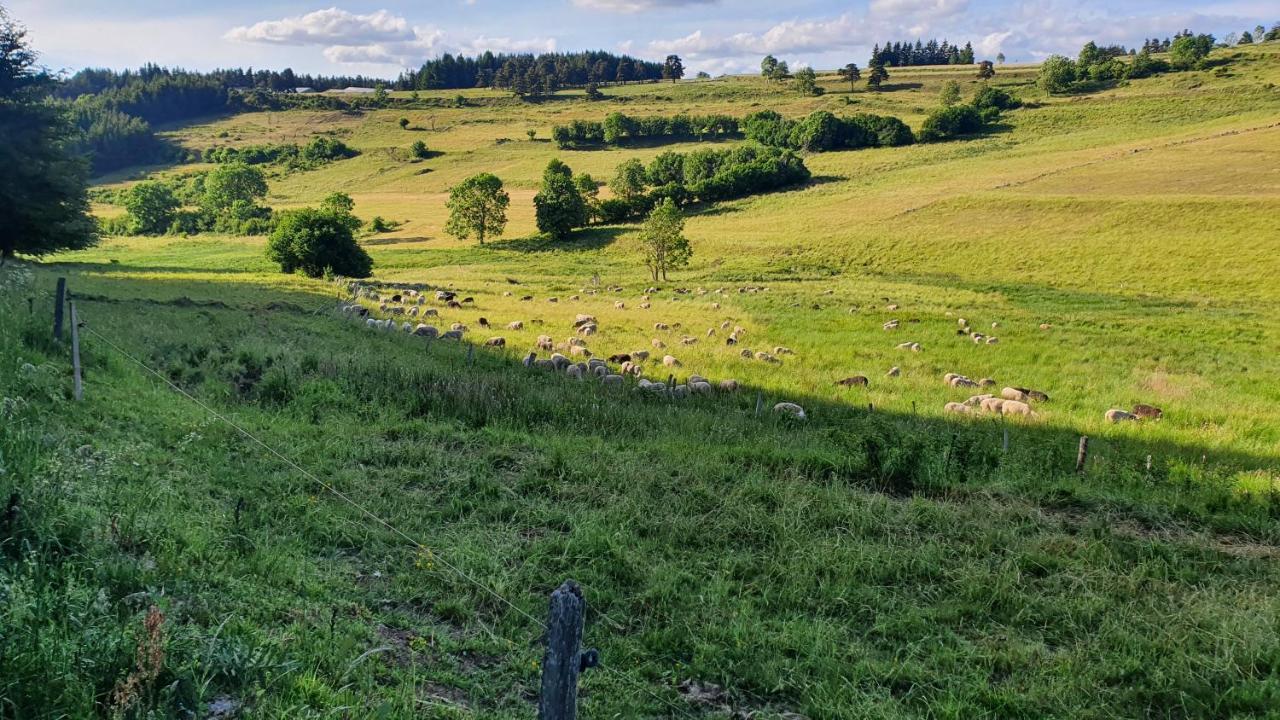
[408, 306, 420, 317]
[706, 328, 716, 338]
[478, 317, 490, 328]
[652, 339, 666, 349]
[774, 346, 794, 355]
[950, 377, 979, 388]
[726, 335, 738, 346]
[690, 381, 713, 395]
[631, 350, 650, 361]
[639, 302, 651, 309]
[1001, 387, 1029, 402]
[451, 323, 467, 332]
[681, 336, 698, 345]
[503, 291, 513, 297]
[569, 345, 592, 358]
[569, 295, 580, 301]
[718, 379, 740, 392]
[615, 301, 626, 309]
[447, 300, 462, 309]
[441, 330, 463, 341]
[1039, 323, 1052, 330]
[365, 318, 378, 328]
[507, 321, 524, 330]
[571, 315, 597, 329]
[887, 303, 899, 311]
[971, 333, 986, 344]
[985, 337, 999, 345]
[534, 359, 556, 370]
[944, 373, 960, 384]
[608, 353, 632, 363]
[520, 295, 533, 301]
[711, 302, 720, 309]
[587, 358, 606, 370]
[423, 308, 439, 317]
[619, 362, 642, 377]
[566, 365, 584, 380]
[662, 355, 681, 368]
[1106, 408, 1138, 423]
[435, 290, 455, 301]
[462, 297, 474, 304]
[979, 378, 996, 387]
[886, 366, 901, 377]
[412, 324, 439, 338]
[980, 397, 1006, 413]
[1002, 400, 1033, 417]
[755, 351, 780, 364]
[485, 337, 506, 347]
[883, 320, 901, 331]
[654, 322, 670, 331]
[601, 374, 624, 388]
[402, 322, 413, 333]
[720, 320, 731, 330]
[1017, 388, 1050, 403]
[689, 374, 708, 385]
[578, 324, 597, 336]
[523, 352, 536, 367]
[1132, 404, 1163, 420]
[835, 376, 869, 387]
[773, 402, 806, 420]
[548, 297, 559, 303]
[944, 402, 971, 414]
[671, 385, 690, 399]
[991, 321, 1000, 329]
[592, 365, 608, 378]
[965, 394, 993, 407]
[549, 353, 569, 370]
[536, 336, 554, 351]
[568, 337, 587, 348]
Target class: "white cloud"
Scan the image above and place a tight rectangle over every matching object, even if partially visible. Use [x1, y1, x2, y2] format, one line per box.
[572, 0, 717, 12]
[868, 0, 969, 19]
[225, 8, 414, 46]
[649, 14, 876, 58]
[227, 7, 554, 68]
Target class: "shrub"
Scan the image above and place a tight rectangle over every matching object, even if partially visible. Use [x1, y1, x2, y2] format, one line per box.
[919, 104, 985, 142]
[410, 140, 429, 159]
[122, 181, 180, 235]
[266, 208, 373, 278]
[1037, 55, 1077, 94]
[972, 86, 1021, 112]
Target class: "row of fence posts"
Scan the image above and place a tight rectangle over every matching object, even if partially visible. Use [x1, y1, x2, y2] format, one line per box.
[41, 277, 1115, 719]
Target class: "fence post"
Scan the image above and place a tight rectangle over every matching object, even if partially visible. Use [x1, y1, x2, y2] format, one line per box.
[1075, 436, 1089, 474]
[1002, 427, 1009, 453]
[539, 580, 598, 720]
[467, 343, 475, 366]
[53, 277, 66, 341]
[70, 302, 83, 401]
[754, 390, 763, 417]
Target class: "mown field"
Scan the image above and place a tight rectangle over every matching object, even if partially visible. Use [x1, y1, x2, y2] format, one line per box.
[3, 43, 1279, 719]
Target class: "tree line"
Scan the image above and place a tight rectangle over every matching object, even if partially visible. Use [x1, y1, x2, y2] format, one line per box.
[552, 111, 739, 148]
[396, 51, 666, 93]
[871, 39, 975, 67]
[1038, 33, 1217, 94]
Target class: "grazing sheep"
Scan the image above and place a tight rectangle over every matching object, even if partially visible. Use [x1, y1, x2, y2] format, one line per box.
[462, 297, 474, 304]
[980, 397, 1006, 413]
[944, 372, 959, 383]
[718, 379, 740, 392]
[503, 291, 513, 297]
[755, 351, 780, 364]
[423, 308, 438, 317]
[726, 335, 738, 346]
[523, 352, 536, 367]
[950, 377, 979, 388]
[1106, 408, 1138, 423]
[451, 323, 467, 332]
[740, 348, 754, 358]
[435, 290, 455, 301]
[365, 317, 377, 328]
[413, 324, 439, 338]
[569, 345, 592, 358]
[548, 297, 559, 303]
[887, 304, 899, 311]
[720, 320, 731, 330]
[608, 353, 632, 363]
[706, 328, 716, 338]
[652, 339, 666, 349]
[711, 302, 720, 309]
[572, 316, 594, 329]
[971, 333, 985, 344]
[520, 295, 533, 301]
[690, 381, 713, 395]
[773, 402, 806, 420]
[681, 336, 698, 345]
[1001, 387, 1029, 402]
[835, 376, 869, 387]
[478, 317, 490, 328]
[587, 358, 606, 369]
[408, 306, 419, 317]
[639, 302, 652, 309]
[965, 394, 993, 407]
[568, 337, 587, 348]
[536, 335, 554, 351]
[615, 301, 626, 309]
[447, 300, 462, 309]
[1020, 388, 1050, 403]
[534, 359, 555, 370]
[979, 378, 996, 387]
[631, 350, 650, 361]
[619, 362, 642, 376]
[566, 365, 584, 380]
[991, 321, 1000, 328]
[602, 374, 624, 388]
[883, 320, 900, 330]
[1132, 404, 1163, 420]
[441, 330, 463, 341]
[401, 322, 413, 333]
[662, 355, 681, 368]
[654, 322, 670, 331]
[591, 365, 608, 378]
[958, 318, 968, 327]
[1039, 323, 1052, 330]
[1002, 400, 1033, 417]
[774, 346, 794, 355]
[671, 385, 690, 399]
[485, 337, 506, 347]
[944, 402, 971, 414]
[887, 366, 901, 377]
[569, 295, 580, 301]
[501, 320, 522, 330]
[578, 324, 597, 336]
[549, 353, 569, 370]
[985, 337, 999, 345]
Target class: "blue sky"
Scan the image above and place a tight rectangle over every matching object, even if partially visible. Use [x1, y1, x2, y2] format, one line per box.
[8, 0, 1276, 77]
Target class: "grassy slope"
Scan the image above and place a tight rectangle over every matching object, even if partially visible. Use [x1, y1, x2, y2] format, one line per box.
[2, 44, 1278, 719]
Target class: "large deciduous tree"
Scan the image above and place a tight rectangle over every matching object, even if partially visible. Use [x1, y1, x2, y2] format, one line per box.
[638, 198, 691, 282]
[122, 181, 180, 235]
[533, 159, 588, 241]
[445, 173, 509, 245]
[662, 55, 684, 83]
[0, 8, 97, 263]
[267, 207, 373, 278]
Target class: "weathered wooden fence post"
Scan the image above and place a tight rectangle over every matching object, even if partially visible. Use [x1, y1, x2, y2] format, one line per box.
[53, 277, 66, 341]
[754, 390, 763, 417]
[1075, 436, 1089, 474]
[70, 301, 83, 401]
[539, 580, 598, 720]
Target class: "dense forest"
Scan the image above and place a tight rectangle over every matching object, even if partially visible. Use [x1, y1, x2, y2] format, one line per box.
[870, 39, 975, 66]
[395, 50, 664, 91]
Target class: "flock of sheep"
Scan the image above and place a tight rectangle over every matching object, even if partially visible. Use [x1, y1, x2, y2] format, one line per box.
[336, 280, 1164, 426]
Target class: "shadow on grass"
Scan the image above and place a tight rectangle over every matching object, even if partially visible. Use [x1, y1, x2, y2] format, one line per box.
[43, 260, 253, 277]
[486, 226, 629, 253]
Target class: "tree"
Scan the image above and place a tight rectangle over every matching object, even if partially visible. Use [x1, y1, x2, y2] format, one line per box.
[1078, 41, 1103, 68]
[1169, 33, 1214, 69]
[202, 163, 267, 212]
[662, 55, 684, 83]
[320, 191, 362, 232]
[1255, 25, 1266, 41]
[1037, 55, 1077, 93]
[793, 66, 822, 96]
[266, 207, 373, 278]
[939, 80, 962, 106]
[866, 61, 889, 90]
[445, 173, 509, 245]
[372, 82, 388, 106]
[122, 181, 179, 235]
[1268, 24, 1280, 42]
[769, 60, 791, 83]
[0, 8, 97, 261]
[533, 159, 587, 240]
[399, 117, 410, 130]
[977, 60, 995, 79]
[638, 198, 691, 282]
[760, 55, 779, 80]
[996, 52, 1006, 64]
[410, 140, 429, 159]
[837, 62, 861, 91]
[609, 158, 648, 202]
[1238, 30, 1253, 45]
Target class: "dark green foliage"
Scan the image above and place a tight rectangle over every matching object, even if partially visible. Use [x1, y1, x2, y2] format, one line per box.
[553, 111, 740, 149]
[793, 67, 823, 96]
[918, 104, 985, 142]
[0, 9, 97, 260]
[744, 110, 915, 152]
[410, 139, 429, 159]
[266, 207, 372, 277]
[121, 181, 180, 235]
[871, 38, 974, 67]
[533, 160, 589, 240]
[1169, 33, 1215, 70]
[971, 85, 1021, 113]
[204, 137, 356, 171]
[1037, 55, 1078, 93]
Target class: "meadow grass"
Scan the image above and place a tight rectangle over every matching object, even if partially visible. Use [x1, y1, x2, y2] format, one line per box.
[3, 43, 1279, 719]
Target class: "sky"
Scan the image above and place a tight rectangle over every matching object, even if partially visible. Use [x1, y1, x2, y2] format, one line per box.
[7, 0, 1277, 78]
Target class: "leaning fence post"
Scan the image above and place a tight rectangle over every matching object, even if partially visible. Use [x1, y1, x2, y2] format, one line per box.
[53, 277, 66, 341]
[539, 580, 598, 720]
[70, 302, 83, 401]
[1075, 435, 1089, 474]
[754, 390, 763, 417]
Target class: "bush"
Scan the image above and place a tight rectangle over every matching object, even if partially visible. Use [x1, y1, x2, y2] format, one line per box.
[266, 208, 373, 278]
[122, 181, 180, 235]
[410, 140, 429, 159]
[972, 86, 1022, 112]
[1037, 55, 1077, 94]
[919, 104, 985, 142]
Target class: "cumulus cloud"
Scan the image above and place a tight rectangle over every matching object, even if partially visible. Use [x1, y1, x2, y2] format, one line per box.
[227, 7, 554, 67]
[572, 0, 717, 12]
[649, 14, 875, 57]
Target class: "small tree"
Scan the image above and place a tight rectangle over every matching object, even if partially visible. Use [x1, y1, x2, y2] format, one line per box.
[1169, 33, 1214, 70]
[533, 159, 588, 241]
[769, 60, 791, 83]
[866, 61, 889, 90]
[609, 158, 648, 202]
[123, 181, 180, 235]
[202, 162, 267, 213]
[638, 198, 691, 282]
[410, 140, 429, 159]
[399, 117, 410, 130]
[267, 207, 373, 278]
[794, 66, 823, 96]
[977, 60, 995, 79]
[526, 129, 537, 141]
[837, 62, 861, 91]
[445, 173, 509, 245]
[939, 80, 962, 106]
[996, 52, 1006, 64]
[662, 55, 684, 83]
[1238, 30, 1253, 45]
[1037, 55, 1077, 93]
[760, 54, 779, 80]
[372, 83, 388, 106]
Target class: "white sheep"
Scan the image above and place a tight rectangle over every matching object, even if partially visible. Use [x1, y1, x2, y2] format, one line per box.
[507, 321, 524, 330]
[1001, 387, 1029, 402]
[773, 402, 806, 420]
[886, 366, 901, 377]
[1106, 409, 1138, 423]
[601, 374, 623, 388]
[662, 355, 681, 368]
[485, 337, 506, 347]
[944, 402, 970, 414]
[718, 379, 740, 392]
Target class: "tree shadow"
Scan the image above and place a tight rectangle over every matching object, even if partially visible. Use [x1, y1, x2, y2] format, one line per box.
[485, 226, 629, 253]
[875, 82, 925, 92]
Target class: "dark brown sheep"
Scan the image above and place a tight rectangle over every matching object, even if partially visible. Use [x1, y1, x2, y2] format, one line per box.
[1132, 403, 1163, 420]
[835, 376, 869, 387]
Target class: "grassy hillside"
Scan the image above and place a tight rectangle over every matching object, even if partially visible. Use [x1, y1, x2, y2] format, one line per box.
[3, 43, 1279, 718]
